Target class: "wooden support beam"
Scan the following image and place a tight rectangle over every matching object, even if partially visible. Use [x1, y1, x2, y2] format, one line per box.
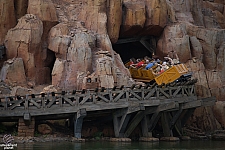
[23, 112, 31, 121]
[140, 39, 154, 53]
[201, 97, 216, 106]
[161, 112, 171, 137]
[74, 108, 86, 138]
[147, 102, 178, 132]
[148, 112, 162, 132]
[118, 114, 131, 137]
[181, 108, 195, 127]
[141, 115, 152, 137]
[167, 112, 183, 136]
[123, 105, 165, 138]
[113, 108, 131, 138]
[127, 103, 145, 114]
[169, 109, 183, 130]
[181, 100, 202, 109]
[124, 111, 145, 138]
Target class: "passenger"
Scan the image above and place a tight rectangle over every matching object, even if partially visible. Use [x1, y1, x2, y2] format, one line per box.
[146, 61, 155, 70]
[167, 50, 180, 65]
[151, 62, 161, 76]
[136, 59, 145, 68]
[129, 59, 134, 66]
[164, 56, 174, 65]
[161, 62, 169, 71]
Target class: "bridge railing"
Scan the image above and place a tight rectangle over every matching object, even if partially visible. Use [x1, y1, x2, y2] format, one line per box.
[0, 85, 196, 111]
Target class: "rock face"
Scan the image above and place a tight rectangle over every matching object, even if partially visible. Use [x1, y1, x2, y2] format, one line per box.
[4, 14, 52, 86]
[0, 0, 225, 133]
[0, 0, 17, 45]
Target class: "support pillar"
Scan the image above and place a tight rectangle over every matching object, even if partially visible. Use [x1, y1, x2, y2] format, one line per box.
[18, 115, 35, 137]
[141, 115, 152, 137]
[161, 112, 171, 137]
[113, 108, 131, 138]
[74, 109, 86, 138]
[113, 104, 145, 138]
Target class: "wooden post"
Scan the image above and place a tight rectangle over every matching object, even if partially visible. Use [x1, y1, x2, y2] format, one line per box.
[181, 108, 195, 127]
[141, 115, 152, 137]
[169, 109, 183, 130]
[124, 111, 145, 137]
[113, 108, 131, 138]
[161, 112, 171, 137]
[74, 109, 86, 138]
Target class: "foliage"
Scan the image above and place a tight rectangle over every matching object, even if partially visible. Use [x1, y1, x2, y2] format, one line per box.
[93, 132, 103, 140]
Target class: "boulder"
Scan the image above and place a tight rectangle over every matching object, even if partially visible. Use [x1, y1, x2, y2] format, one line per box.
[10, 86, 34, 96]
[0, 58, 26, 86]
[38, 124, 52, 135]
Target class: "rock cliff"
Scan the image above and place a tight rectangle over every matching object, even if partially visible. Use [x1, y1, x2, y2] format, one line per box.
[0, 0, 225, 132]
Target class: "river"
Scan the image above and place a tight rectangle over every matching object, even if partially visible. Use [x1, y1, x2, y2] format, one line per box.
[14, 140, 225, 150]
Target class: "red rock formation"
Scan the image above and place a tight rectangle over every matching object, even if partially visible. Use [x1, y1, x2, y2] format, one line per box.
[4, 14, 52, 86]
[14, 0, 28, 20]
[0, 0, 17, 45]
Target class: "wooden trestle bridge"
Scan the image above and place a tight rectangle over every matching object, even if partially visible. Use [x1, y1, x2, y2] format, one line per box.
[0, 84, 215, 138]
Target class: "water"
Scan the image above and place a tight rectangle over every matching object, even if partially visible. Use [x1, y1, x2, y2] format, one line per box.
[14, 141, 225, 150]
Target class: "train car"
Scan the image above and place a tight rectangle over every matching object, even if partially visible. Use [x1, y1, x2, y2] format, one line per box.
[127, 63, 194, 85]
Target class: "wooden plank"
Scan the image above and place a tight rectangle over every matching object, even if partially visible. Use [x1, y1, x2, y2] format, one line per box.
[172, 86, 181, 97]
[157, 102, 179, 112]
[63, 97, 75, 106]
[46, 96, 56, 108]
[113, 91, 125, 102]
[9, 100, 25, 110]
[29, 99, 41, 109]
[97, 94, 110, 103]
[181, 100, 202, 109]
[159, 88, 170, 98]
[201, 97, 216, 106]
[127, 103, 145, 114]
[24, 99, 28, 110]
[59, 96, 63, 107]
[190, 85, 194, 95]
[129, 90, 142, 100]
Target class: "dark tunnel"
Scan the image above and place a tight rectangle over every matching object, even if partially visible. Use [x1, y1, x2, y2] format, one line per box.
[112, 36, 156, 63]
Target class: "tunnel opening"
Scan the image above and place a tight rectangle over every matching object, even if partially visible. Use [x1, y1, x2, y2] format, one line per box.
[112, 36, 156, 63]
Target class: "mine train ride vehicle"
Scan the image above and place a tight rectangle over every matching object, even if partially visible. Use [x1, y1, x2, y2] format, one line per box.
[125, 59, 197, 86]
